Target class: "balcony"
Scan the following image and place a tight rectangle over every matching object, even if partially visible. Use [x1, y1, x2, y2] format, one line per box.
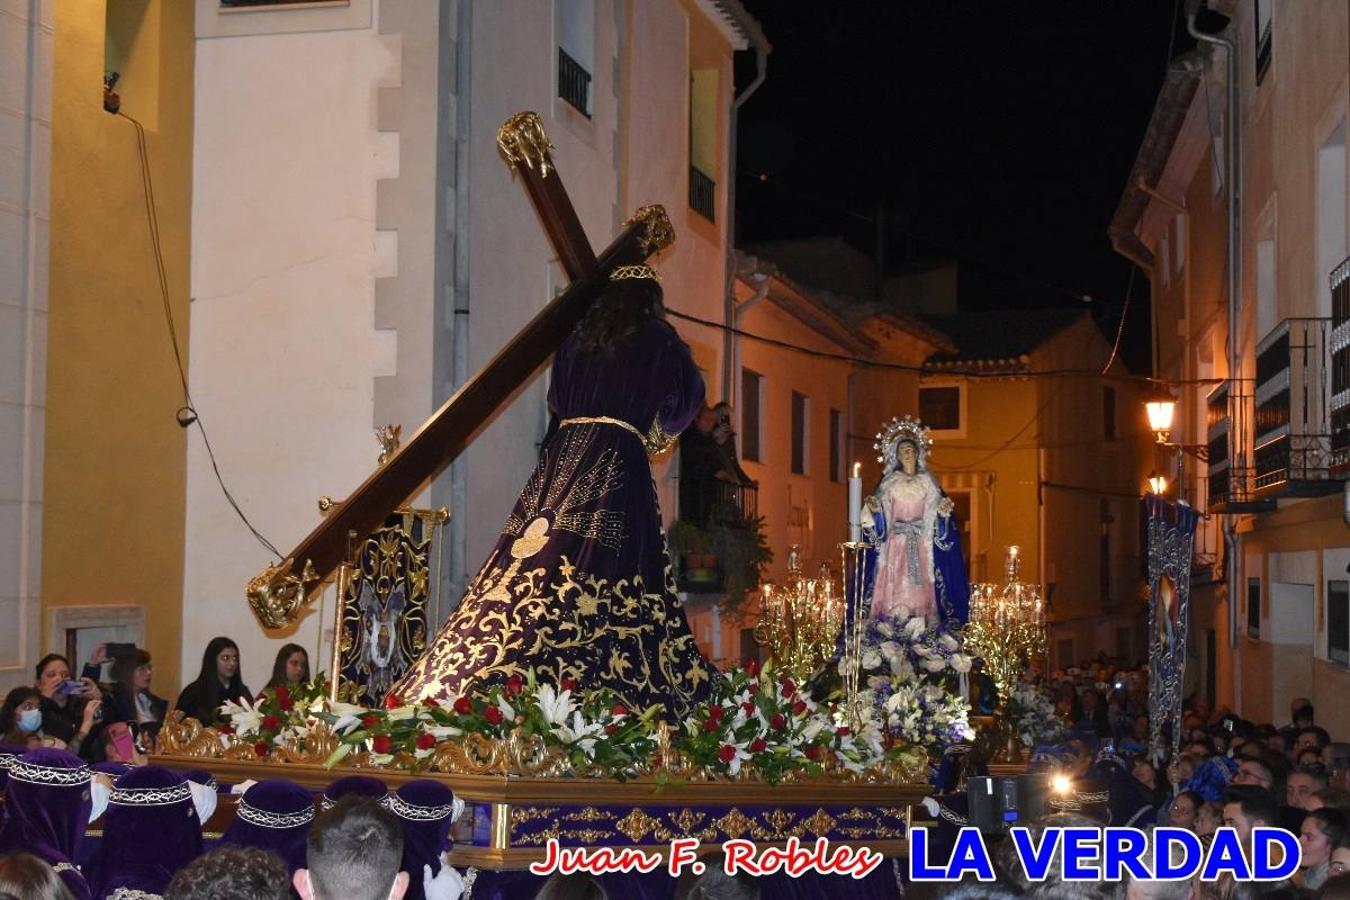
[1331, 256, 1350, 475]
[1205, 380, 1273, 513]
[557, 48, 591, 118]
[689, 165, 716, 222]
[1252, 317, 1337, 498]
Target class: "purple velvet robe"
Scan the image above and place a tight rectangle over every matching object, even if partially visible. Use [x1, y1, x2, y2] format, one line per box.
[392, 318, 713, 718]
[0, 749, 94, 900]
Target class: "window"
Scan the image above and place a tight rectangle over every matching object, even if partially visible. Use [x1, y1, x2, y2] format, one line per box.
[1100, 499, 1113, 605]
[1256, 236, 1277, 339]
[1057, 639, 1075, 670]
[557, 0, 595, 116]
[1330, 580, 1349, 665]
[1247, 577, 1262, 639]
[1317, 121, 1347, 319]
[1254, 0, 1272, 85]
[741, 369, 762, 462]
[689, 68, 718, 221]
[1173, 215, 1186, 274]
[791, 392, 809, 475]
[919, 384, 962, 432]
[1103, 386, 1117, 440]
[829, 408, 843, 482]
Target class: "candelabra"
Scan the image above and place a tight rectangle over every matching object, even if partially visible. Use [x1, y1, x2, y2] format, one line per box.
[964, 546, 1047, 704]
[754, 546, 845, 683]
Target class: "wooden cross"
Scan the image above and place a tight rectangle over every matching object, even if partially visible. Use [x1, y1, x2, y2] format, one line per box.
[246, 112, 674, 628]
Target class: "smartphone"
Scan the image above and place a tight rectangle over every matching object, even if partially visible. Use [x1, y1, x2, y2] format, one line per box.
[57, 679, 86, 696]
[106, 722, 137, 762]
[105, 642, 136, 661]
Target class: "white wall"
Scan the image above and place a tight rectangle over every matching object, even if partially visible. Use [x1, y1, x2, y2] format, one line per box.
[0, 0, 52, 690]
[185, 17, 401, 691]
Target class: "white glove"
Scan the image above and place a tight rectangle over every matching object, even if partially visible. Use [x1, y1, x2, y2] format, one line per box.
[422, 854, 465, 900]
[920, 797, 940, 818]
[231, 779, 258, 795]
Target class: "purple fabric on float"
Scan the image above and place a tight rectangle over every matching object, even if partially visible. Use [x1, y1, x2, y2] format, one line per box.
[89, 765, 203, 898]
[321, 774, 388, 809]
[0, 748, 94, 900]
[218, 778, 314, 874]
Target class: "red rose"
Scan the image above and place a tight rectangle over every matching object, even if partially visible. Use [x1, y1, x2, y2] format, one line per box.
[792, 700, 808, 717]
[219, 724, 235, 735]
[749, 738, 767, 753]
[718, 745, 738, 764]
[453, 697, 472, 715]
[835, 726, 851, 736]
[748, 683, 760, 696]
[484, 706, 504, 725]
[506, 674, 524, 696]
[372, 734, 393, 754]
[561, 678, 579, 692]
[423, 697, 439, 710]
[805, 745, 823, 761]
[770, 714, 786, 731]
[610, 704, 627, 717]
[275, 685, 293, 711]
[384, 693, 404, 710]
[416, 732, 436, 750]
[362, 715, 380, 730]
[744, 658, 760, 677]
[741, 701, 756, 715]
[261, 715, 282, 731]
[253, 741, 270, 757]
[780, 677, 797, 696]
[605, 723, 619, 735]
[704, 718, 721, 733]
[707, 705, 723, 723]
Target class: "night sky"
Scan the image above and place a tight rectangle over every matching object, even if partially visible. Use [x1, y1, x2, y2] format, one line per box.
[734, 1, 1202, 374]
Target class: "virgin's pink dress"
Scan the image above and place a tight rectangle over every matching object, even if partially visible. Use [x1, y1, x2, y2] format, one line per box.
[868, 474, 937, 619]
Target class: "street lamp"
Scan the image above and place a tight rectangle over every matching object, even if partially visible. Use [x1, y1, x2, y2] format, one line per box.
[1147, 471, 1169, 495]
[1145, 397, 1177, 444]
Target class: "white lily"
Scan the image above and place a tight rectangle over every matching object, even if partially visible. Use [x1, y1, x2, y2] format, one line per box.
[723, 745, 753, 777]
[222, 697, 263, 736]
[534, 684, 574, 728]
[426, 724, 463, 740]
[555, 711, 604, 756]
[861, 649, 882, 671]
[950, 653, 972, 673]
[496, 696, 516, 722]
[326, 701, 368, 734]
[904, 617, 926, 640]
[920, 656, 947, 673]
[939, 633, 960, 652]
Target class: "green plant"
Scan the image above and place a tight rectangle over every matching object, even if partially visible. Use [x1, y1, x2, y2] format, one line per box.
[707, 514, 773, 613]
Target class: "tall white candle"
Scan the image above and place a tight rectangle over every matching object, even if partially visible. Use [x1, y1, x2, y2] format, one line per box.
[848, 461, 863, 543]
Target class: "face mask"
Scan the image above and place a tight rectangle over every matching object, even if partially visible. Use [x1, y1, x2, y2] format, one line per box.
[89, 779, 110, 822]
[17, 708, 41, 733]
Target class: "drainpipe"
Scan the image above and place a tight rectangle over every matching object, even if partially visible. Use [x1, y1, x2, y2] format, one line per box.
[446, 0, 473, 615]
[1186, 2, 1242, 657]
[722, 45, 769, 402]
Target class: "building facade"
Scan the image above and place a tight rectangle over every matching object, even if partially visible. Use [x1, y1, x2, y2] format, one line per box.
[1113, 0, 1350, 729]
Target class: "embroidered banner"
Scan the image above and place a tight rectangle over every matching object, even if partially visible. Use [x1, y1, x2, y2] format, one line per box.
[1145, 496, 1199, 762]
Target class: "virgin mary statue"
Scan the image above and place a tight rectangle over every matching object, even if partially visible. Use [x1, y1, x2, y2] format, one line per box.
[861, 416, 969, 624]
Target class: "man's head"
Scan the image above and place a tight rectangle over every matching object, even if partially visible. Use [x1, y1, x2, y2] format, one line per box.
[166, 846, 291, 900]
[296, 797, 407, 900]
[1222, 786, 1279, 847]
[1296, 726, 1331, 757]
[1233, 758, 1274, 791]
[1288, 765, 1330, 809]
[694, 407, 716, 434]
[1291, 697, 1313, 722]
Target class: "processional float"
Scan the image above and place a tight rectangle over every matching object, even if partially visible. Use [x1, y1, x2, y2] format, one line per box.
[156, 113, 930, 872]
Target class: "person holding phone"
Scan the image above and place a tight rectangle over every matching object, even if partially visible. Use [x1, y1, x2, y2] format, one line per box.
[1, 685, 99, 755]
[107, 648, 167, 752]
[33, 651, 105, 760]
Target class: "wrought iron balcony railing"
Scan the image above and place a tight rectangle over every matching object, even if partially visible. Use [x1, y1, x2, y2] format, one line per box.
[1204, 380, 1272, 513]
[713, 480, 758, 524]
[689, 165, 716, 222]
[1252, 317, 1336, 496]
[557, 48, 591, 118]
[1331, 256, 1350, 474]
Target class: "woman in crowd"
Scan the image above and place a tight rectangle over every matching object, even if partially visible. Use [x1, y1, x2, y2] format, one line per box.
[107, 648, 167, 747]
[33, 653, 103, 760]
[175, 637, 250, 727]
[263, 643, 310, 692]
[1168, 790, 1204, 830]
[1, 687, 48, 748]
[1300, 807, 1349, 890]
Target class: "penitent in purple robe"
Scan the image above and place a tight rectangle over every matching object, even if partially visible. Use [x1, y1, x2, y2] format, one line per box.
[392, 317, 713, 719]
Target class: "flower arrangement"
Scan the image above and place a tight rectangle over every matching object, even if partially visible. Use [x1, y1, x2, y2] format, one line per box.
[211, 658, 970, 784]
[1004, 680, 1069, 748]
[858, 610, 972, 682]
